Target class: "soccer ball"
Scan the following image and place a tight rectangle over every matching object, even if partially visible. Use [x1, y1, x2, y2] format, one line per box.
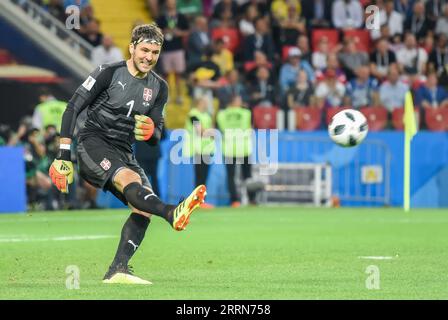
[328, 109, 368, 147]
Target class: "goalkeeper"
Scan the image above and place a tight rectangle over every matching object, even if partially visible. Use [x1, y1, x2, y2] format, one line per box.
[49, 23, 206, 285]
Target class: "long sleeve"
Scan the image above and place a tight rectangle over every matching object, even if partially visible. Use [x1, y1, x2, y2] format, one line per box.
[60, 65, 115, 139]
[146, 79, 168, 146]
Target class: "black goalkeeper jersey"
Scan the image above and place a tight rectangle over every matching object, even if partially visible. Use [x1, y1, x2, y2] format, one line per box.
[60, 61, 168, 153]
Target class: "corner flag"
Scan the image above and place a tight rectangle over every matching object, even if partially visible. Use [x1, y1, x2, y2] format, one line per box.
[403, 91, 417, 212]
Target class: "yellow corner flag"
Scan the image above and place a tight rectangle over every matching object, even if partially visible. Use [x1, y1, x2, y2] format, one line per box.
[403, 91, 417, 212]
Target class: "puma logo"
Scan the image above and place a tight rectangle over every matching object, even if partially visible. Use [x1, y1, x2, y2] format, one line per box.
[118, 81, 127, 90]
[128, 240, 139, 252]
[98, 65, 104, 71]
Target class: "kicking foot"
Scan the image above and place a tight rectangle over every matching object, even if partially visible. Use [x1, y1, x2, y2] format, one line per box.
[102, 265, 152, 285]
[172, 185, 207, 231]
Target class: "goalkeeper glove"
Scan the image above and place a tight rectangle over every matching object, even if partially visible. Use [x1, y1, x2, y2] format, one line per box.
[134, 114, 155, 141]
[49, 146, 74, 194]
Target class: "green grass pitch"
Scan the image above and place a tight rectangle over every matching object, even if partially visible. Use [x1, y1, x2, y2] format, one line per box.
[0, 207, 447, 299]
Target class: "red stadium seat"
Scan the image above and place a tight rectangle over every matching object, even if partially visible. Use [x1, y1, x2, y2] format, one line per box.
[253, 106, 281, 129]
[391, 107, 421, 130]
[282, 45, 295, 62]
[211, 27, 241, 54]
[425, 108, 448, 131]
[359, 106, 388, 131]
[295, 108, 322, 131]
[326, 106, 350, 125]
[311, 29, 339, 52]
[343, 30, 371, 53]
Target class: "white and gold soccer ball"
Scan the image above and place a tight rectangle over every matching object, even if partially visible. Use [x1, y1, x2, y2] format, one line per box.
[328, 109, 368, 147]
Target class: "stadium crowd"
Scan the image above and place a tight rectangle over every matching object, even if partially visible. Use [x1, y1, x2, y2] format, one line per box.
[2, 0, 448, 210]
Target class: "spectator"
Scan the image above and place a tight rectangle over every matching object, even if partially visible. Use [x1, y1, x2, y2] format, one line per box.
[331, 0, 364, 30]
[312, 37, 331, 71]
[188, 47, 221, 114]
[239, 3, 258, 37]
[338, 37, 369, 80]
[301, 0, 332, 29]
[211, 38, 234, 76]
[316, 53, 348, 84]
[31, 87, 67, 132]
[396, 33, 428, 76]
[379, 65, 410, 111]
[415, 72, 448, 108]
[435, 4, 448, 37]
[212, 0, 238, 22]
[371, 0, 404, 41]
[279, 47, 315, 93]
[404, 1, 431, 42]
[244, 50, 274, 85]
[394, 0, 415, 20]
[187, 16, 210, 68]
[345, 65, 380, 109]
[278, 4, 307, 46]
[156, 0, 190, 104]
[243, 16, 275, 62]
[425, 0, 446, 29]
[91, 35, 124, 66]
[239, 0, 269, 17]
[81, 19, 103, 47]
[286, 70, 315, 109]
[270, 0, 301, 25]
[315, 69, 346, 109]
[370, 37, 398, 81]
[248, 66, 277, 107]
[46, 0, 66, 23]
[63, 0, 90, 10]
[428, 34, 448, 76]
[296, 34, 312, 64]
[217, 69, 249, 109]
[177, 0, 203, 18]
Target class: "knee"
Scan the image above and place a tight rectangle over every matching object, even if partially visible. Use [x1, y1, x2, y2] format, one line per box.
[113, 168, 142, 193]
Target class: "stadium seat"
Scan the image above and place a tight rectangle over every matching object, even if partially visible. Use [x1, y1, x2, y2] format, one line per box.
[359, 106, 388, 131]
[391, 107, 421, 130]
[425, 108, 448, 131]
[326, 106, 350, 125]
[253, 106, 282, 129]
[211, 27, 241, 54]
[343, 30, 371, 53]
[294, 107, 322, 131]
[311, 29, 339, 52]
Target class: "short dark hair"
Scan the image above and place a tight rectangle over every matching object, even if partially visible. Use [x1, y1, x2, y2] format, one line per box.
[131, 23, 164, 47]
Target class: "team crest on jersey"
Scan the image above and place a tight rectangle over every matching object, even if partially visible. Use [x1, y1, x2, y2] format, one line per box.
[100, 158, 111, 171]
[143, 88, 152, 102]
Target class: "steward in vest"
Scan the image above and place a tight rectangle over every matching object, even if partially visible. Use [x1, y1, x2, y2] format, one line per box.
[184, 97, 215, 208]
[216, 95, 258, 207]
[32, 88, 67, 132]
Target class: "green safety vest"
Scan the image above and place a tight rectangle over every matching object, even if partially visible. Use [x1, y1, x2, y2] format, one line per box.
[216, 106, 252, 158]
[36, 100, 67, 132]
[184, 108, 215, 157]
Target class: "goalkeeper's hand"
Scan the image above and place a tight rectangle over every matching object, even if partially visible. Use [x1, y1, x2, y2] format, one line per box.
[134, 114, 155, 141]
[49, 151, 74, 194]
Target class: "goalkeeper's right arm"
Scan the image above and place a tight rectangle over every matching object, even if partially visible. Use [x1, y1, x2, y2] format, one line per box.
[49, 65, 112, 193]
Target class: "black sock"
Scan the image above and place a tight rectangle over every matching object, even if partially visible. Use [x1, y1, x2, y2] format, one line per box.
[108, 213, 150, 273]
[123, 182, 176, 223]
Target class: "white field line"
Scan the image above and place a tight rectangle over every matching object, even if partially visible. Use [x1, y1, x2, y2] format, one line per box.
[0, 235, 116, 243]
[358, 256, 398, 260]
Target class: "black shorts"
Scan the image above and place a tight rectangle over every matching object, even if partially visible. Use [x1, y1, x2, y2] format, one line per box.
[77, 135, 152, 205]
